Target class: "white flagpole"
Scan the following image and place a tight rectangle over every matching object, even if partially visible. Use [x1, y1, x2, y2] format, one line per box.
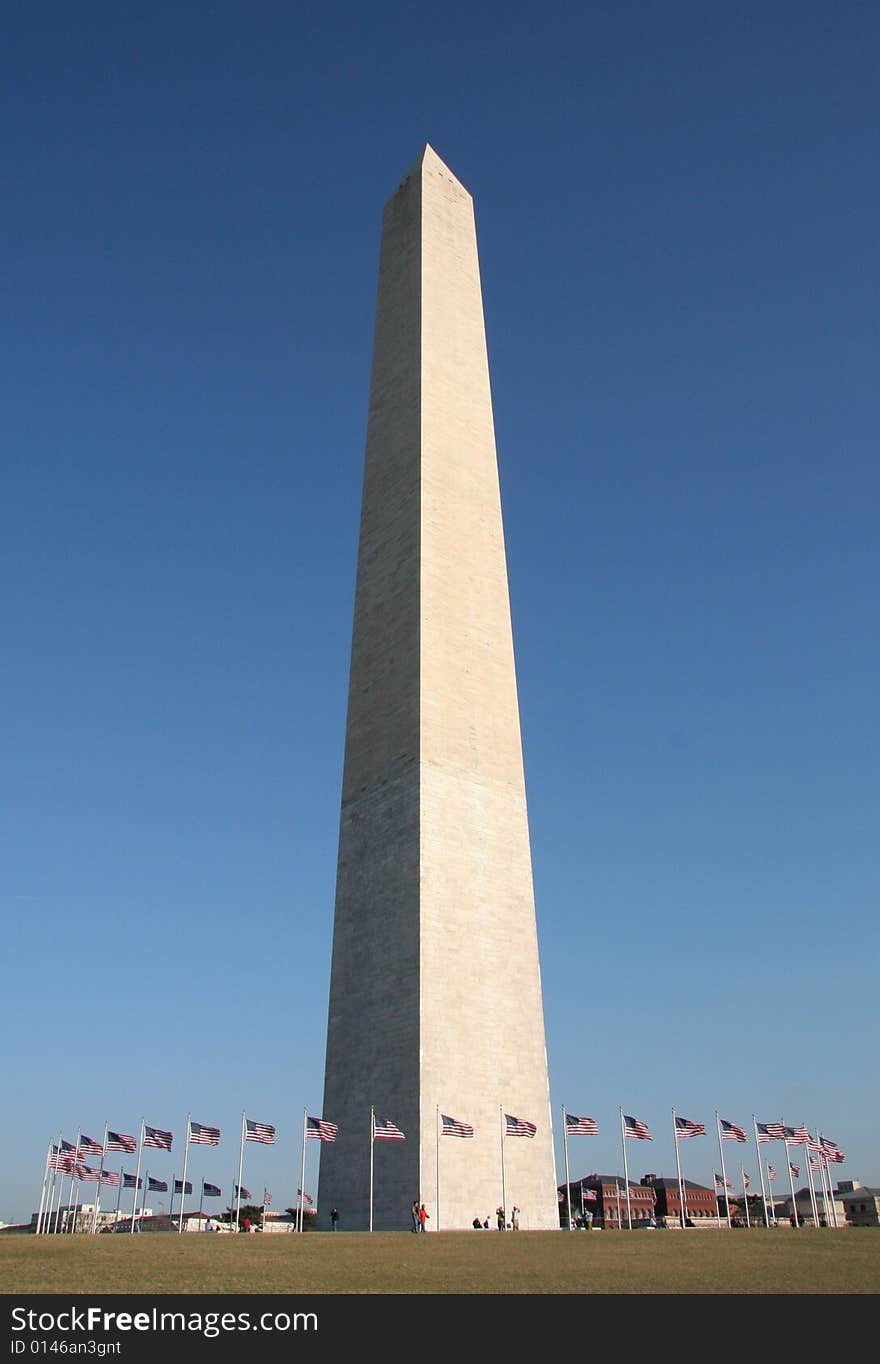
[819, 1150, 832, 1226]
[672, 1110, 686, 1229]
[298, 1108, 308, 1234]
[715, 1111, 731, 1228]
[35, 1141, 52, 1235]
[369, 1107, 375, 1233]
[113, 1170, 124, 1225]
[783, 1134, 799, 1227]
[91, 1121, 109, 1235]
[169, 1174, 177, 1226]
[42, 1133, 63, 1235]
[47, 1160, 62, 1235]
[752, 1116, 770, 1227]
[817, 1132, 838, 1227]
[562, 1106, 572, 1231]
[235, 1111, 246, 1233]
[499, 1107, 507, 1226]
[130, 1120, 144, 1234]
[65, 1129, 82, 1234]
[54, 1130, 77, 1235]
[619, 1109, 632, 1230]
[178, 1113, 191, 1234]
[804, 1126, 819, 1226]
[435, 1106, 440, 1234]
[741, 1167, 751, 1227]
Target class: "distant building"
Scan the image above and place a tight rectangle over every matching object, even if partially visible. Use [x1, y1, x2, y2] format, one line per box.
[640, 1175, 721, 1226]
[835, 1181, 880, 1226]
[558, 1176, 656, 1227]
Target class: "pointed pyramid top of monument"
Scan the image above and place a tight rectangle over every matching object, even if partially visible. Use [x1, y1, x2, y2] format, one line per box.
[403, 143, 470, 196]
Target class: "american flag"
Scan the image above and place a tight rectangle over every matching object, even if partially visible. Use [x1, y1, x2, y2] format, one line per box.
[820, 1136, 845, 1163]
[79, 1135, 103, 1155]
[623, 1114, 653, 1141]
[123, 1173, 142, 1189]
[100, 1170, 120, 1187]
[106, 1131, 136, 1154]
[565, 1114, 599, 1136]
[49, 1151, 73, 1173]
[441, 1114, 475, 1138]
[245, 1119, 275, 1145]
[202, 1182, 222, 1197]
[72, 1163, 88, 1180]
[809, 1155, 823, 1171]
[144, 1126, 173, 1151]
[306, 1116, 338, 1142]
[762, 1121, 786, 1139]
[714, 1173, 732, 1188]
[789, 1163, 800, 1178]
[675, 1116, 705, 1139]
[755, 1122, 773, 1143]
[743, 1173, 751, 1189]
[768, 1165, 777, 1181]
[148, 1177, 168, 1192]
[792, 1125, 810, 1144]
[235, 1184, 252, 1199]
[78, 1165, 100, 1181]
[189, 1121, 221, 1146]
[505, 1113, 537, 1138]
[60, 1139, 78, 1159]
[373, 1114, 406, 1141]
[720, 1118, 747, 1142]
[297, 1188, 313, 1206]
[263, 1189, 271, 1207]
[174, 1179, 193, 1194]
[581, 1187, 598, 1202]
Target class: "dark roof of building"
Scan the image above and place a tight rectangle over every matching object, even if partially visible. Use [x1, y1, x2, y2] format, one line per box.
[558, 1176, 642, 1192]
[642, 1177, 715, 1193]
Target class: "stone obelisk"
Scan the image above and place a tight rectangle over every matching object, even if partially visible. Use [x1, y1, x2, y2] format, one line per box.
[319, 145, 558, 1230]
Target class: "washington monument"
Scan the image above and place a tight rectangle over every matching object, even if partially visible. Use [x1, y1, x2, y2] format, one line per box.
[319, 145, 558, 1230]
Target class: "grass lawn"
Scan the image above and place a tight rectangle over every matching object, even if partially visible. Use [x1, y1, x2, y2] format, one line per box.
[1, 1228, 876, 1294]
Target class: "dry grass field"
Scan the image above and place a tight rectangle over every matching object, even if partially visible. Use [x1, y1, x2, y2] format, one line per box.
[1, 1228, 877, 1295]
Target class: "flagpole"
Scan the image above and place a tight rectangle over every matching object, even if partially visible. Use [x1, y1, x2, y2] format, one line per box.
[91, 1121, 109, 1235]
[562, 1106, 572, 1231]
[235, 1111, 246, 1233]
[130, 1120, 144, 1234]
[369, 1107, 375, 1234]
[35, 1141, 52, 1235]
[804, 1126, 819, 1226]
[113, 1170, 124, 1226]
[435, 1106, 440, 1234]
[143, 1171, 150, 1223]
[499, 1107, 506, 1227]
[42, 1133, 62, 1235]
[818, 1132, 838, 1227]
[752, 1116, 770, 1228]
[818, 1148, 831, 1226]
[47, 1158, 61, 1236]
[783, 1134, 799, 1227]
[619, 1109, 632, 1230]
[298, 1108, 307, 1234]
[818, 1134, 834, 1233]
[65, 1129, 82, 1234]
[715, 1111, 731, 1228]
[672, 1110, 687, 1229]
[178, 1113, 191, 1234]
[741, 1166, 750, 1228]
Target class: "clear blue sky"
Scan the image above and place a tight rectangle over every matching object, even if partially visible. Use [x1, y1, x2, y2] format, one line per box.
[2, 2, 877, 1225]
